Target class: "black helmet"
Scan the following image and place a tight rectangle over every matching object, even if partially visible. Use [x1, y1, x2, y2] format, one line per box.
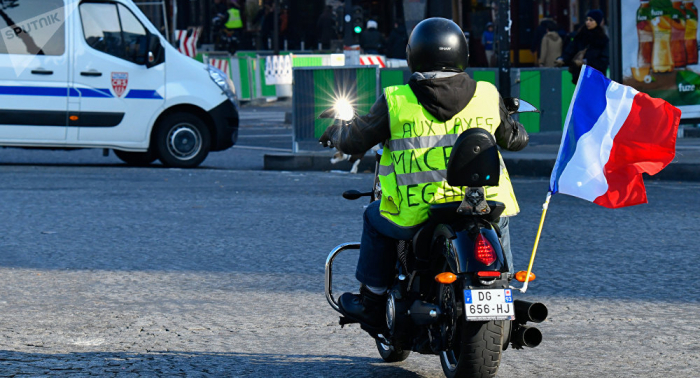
[406, 18, 469, 73]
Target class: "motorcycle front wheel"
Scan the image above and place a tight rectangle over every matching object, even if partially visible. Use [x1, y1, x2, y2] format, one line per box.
[440, 320, 505, 378]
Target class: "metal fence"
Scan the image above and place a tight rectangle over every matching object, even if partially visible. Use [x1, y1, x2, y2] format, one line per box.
[377, 67, 577, 134]
[194, 49, 578, 137]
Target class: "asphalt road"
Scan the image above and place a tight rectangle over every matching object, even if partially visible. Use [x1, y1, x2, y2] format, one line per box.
[0, 111, 698, 377]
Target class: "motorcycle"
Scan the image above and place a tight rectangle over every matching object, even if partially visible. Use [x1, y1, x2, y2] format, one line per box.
[323, 98, 548, 378]
[212, 12, 239, 53]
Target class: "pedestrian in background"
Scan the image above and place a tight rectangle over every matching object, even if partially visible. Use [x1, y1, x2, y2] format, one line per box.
[538, 20, 562, 67]
[360, 20, 384, 54]
[531, 15, 554, 62]
[555, 9, 609, 84]
[279, 5, 289, 45]
[385, 22, 408, 59]
[316, 6, 336, 50]
[481, 22, 494, 66]
[257, 0, 275, 49]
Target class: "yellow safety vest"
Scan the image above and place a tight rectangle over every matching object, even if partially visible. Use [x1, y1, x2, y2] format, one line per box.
[378, 81, 520, 227]
[226, 8, 243, 29]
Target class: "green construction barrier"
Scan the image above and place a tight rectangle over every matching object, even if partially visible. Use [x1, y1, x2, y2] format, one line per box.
[509, 68, 580, 133]
[469, 69, 497, 85]
[293, 66, 379, 150]
[519, 70, 541, 133]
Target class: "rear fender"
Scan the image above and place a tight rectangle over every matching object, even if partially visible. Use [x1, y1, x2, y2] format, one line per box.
[434, 224, 506, 274]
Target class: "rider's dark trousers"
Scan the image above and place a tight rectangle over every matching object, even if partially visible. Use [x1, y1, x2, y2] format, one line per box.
[355, 200, 513, 288]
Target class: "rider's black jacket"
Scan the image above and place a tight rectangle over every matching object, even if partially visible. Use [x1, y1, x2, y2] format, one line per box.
[322, 71, 529, 154]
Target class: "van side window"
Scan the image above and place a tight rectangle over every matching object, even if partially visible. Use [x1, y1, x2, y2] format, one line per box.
[0, 0, 66, 56]
[80, 2, 148, 65]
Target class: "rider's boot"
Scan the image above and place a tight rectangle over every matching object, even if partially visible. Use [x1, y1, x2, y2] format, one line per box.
[338, 286, 386, 328]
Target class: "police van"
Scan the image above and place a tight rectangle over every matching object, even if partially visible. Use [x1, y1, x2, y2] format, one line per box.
[0, 0, 239, 168]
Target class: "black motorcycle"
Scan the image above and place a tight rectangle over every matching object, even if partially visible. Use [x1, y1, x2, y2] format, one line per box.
[211, 12, 239, 53]
[324, 99, 548, 378]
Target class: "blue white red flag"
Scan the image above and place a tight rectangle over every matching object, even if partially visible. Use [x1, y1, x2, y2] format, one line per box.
[549, 65, 681, 208]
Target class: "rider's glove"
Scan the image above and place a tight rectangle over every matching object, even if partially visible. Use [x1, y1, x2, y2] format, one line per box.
[319, 123, 340, 148]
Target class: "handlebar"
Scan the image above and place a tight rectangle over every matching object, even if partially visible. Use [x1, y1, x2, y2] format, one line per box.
[342, 190, 373, 200]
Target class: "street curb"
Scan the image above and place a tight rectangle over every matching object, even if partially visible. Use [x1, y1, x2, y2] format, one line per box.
[263, 153, 700, 182]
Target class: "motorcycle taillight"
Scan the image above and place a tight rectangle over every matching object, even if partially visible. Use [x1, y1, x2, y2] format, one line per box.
[475, 233, 497, 266]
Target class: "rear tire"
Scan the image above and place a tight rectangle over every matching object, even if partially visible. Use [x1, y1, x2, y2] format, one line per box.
[155, 112, 211, 168]
[114, 150, 157, 166]
[375, 339, 411, 363]
[440, 320, 505, 378]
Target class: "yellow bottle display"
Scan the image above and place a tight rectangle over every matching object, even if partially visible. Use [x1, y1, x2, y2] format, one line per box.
[650, 4, 675, 72]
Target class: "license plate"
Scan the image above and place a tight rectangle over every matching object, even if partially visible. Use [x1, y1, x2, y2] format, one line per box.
[463, 289, 515, 321]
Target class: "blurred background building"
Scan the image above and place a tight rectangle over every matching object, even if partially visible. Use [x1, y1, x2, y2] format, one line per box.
[135, 0, 611, 67]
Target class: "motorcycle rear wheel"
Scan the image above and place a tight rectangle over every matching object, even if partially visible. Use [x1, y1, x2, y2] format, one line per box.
[440, 320, 505, 378]
[376, 339, 411, 363]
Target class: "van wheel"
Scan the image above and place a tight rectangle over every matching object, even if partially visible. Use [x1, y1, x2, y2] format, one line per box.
[114, 150, 157, 166]
[155, 112, 210, 168]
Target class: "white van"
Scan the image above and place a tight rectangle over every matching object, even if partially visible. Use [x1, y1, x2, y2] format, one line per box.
[0, 0, 239, 168]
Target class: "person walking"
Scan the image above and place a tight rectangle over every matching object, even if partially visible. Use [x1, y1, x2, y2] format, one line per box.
[531, 15, 553, 62]
[258, 0, 275, 50]
[316, 6, 336, 50]
[555, 10, 609, 83]
[360, 20, 384, 54]
[385, 22, 408, 60]
[539, 21, 563, 67]
[481, 22, 495, 66]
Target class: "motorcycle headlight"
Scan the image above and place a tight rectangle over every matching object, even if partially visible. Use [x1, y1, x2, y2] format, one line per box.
[333, 97, 355, 121]
[208, 66, 238, 107]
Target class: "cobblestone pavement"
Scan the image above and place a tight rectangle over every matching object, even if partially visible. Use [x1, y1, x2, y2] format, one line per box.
[0, 151, 699, 376]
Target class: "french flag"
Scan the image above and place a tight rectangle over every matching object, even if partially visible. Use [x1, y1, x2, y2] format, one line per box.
[549, 65, 681, 208]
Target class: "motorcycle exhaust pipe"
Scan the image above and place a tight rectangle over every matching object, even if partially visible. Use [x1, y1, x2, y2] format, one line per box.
[514, 300, 548, 324]
[511, 325, 542, 348]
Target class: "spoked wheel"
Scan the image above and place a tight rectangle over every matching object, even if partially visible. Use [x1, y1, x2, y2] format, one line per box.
[438, 283, 505, 378]
[375, 339, 411, 363]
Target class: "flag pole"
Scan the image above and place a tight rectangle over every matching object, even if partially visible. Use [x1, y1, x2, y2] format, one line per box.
[520, 191, 552, 293]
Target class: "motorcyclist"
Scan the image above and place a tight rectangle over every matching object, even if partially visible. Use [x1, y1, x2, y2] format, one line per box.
[319, 17, 529, 327]
[213, 0, 243, 53]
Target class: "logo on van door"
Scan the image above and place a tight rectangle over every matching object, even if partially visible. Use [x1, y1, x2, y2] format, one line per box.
[111, 72, 128, 97]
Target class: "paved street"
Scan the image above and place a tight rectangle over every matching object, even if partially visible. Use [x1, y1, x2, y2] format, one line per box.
[0, 109, 699, 376]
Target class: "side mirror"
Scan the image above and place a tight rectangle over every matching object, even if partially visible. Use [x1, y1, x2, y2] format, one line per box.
[516, 99, 539, 113]
[504, 97, 540, 114]
[145, 33, 164, 68]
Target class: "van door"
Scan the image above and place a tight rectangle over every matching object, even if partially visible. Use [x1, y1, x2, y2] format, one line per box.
[71, 1, 164, 148]
[0, 0, 68, 143]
